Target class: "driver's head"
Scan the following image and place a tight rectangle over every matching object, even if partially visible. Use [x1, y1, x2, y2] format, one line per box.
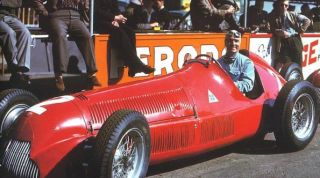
[225, 30, 241, 54]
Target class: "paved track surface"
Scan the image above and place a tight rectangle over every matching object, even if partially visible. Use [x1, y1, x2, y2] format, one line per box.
[147, 125, 320, 178]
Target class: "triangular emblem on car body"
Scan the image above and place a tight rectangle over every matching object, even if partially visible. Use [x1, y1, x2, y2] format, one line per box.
[208, 89, 219, 103]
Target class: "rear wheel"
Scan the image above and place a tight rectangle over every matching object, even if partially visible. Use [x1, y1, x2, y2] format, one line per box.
[91, 109, 150, 178]
[274, 80, 319, 151]
[0, 89, 39, 138]
[280, 62, 303, 81]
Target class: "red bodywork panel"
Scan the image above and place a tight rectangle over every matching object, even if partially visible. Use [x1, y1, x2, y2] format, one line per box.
[10, 52, 285, 178]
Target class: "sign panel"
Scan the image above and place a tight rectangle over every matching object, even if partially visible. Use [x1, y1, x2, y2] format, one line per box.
[249, 33, 320, 78]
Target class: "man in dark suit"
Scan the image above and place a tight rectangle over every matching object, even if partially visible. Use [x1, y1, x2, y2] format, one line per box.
[32, 0, 101, 91]
[0, 0, 31, 84]
[94, 0, 155, 77]
[239, 0, 269, 32]
[153, 0, 171, 30]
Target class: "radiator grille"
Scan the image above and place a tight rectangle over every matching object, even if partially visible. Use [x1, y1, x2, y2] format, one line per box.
[151, 123, 195, 153]
[1, 140, 39, 178]
[200, 116, 235, 143]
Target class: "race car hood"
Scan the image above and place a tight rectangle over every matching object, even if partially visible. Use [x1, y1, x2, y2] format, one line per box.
[6, 95, 89, 177]
[13, 95, 88, 143]
[71, 72, 195, 130]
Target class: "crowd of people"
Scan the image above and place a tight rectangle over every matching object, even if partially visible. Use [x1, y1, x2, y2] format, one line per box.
[0, 0, 316, 92]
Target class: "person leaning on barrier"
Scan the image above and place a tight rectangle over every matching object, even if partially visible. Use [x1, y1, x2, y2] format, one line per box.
[300, 3, 314, 32]
[218, 30, 255, 93]
[0, 0, 31, 84]
[31, 0, 101, 92]
[94, 0, 155, 77]
[268, 0, 310, 68]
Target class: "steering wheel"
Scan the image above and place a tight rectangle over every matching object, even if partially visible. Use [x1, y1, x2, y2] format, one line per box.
[195, 54, 219, 64]
[183, 54, 217, 68]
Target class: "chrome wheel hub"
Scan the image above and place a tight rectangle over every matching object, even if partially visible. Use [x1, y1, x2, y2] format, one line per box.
[288, 71, 303, 81]
[291, 94, 315, 140]
[112, 128, 145, 178]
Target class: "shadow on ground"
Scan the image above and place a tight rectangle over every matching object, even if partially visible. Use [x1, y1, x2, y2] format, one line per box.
[147, 133, 291, 176]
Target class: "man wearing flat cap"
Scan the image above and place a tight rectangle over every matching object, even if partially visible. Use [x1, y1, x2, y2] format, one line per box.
[269, 0, 310, 68]
[218, 30, 255, 93]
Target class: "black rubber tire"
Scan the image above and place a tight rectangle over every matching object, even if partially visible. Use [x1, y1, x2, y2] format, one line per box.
[280, 62, 303, 81]
[0, 89, 39, 137]
[273, 80, 319, 151]
[91, 109, 150, 178]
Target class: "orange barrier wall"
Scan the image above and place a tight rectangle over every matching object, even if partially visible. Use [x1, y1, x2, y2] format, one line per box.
[94, 33, 250, 87]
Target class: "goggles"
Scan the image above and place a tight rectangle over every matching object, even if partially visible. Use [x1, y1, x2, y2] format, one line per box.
[226, 30, 241, 39]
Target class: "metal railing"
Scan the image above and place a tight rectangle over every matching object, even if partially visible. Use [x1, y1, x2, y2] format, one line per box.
[16, 7, 39, 28]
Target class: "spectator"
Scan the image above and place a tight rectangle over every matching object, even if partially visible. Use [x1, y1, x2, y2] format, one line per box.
[125, 0, 143, 29]
[136, 0, 159, 30]
[213, 0, 243, 32]
[94, 0, 155, 77]
[190, 0, 237, 32]
[311, 1, 320, 31]
[32, 0, 101, 92]
[133, 0, 170, 30]
[153, 0, 171, 30]
[300, 3, 314, 32]
[268, 0, 310, 68]
[0, 1, 31, 84]
[239, 0, 269, 32]
[218, 30, 255, 93]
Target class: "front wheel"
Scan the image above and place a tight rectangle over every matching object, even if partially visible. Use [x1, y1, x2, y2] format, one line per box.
[273, 80, 319, 151]
[0, 89, 39, 138]
[91, 109, 150, 178]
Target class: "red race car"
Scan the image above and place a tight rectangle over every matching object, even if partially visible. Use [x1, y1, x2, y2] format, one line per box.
[0, 52, 319, 178]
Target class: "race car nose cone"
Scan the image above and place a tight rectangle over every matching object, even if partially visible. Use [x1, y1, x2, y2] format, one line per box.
[12, 112, 35, 141]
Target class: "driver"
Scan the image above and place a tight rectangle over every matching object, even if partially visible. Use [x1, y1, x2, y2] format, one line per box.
[218, 30, 255, 93]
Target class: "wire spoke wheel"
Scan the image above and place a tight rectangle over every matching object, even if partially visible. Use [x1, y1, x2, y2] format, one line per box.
[291, 94, 315, 140]
[112, 128, 145, 178]
[274, 80, 319, 151]
[92, 110, 150, 178]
